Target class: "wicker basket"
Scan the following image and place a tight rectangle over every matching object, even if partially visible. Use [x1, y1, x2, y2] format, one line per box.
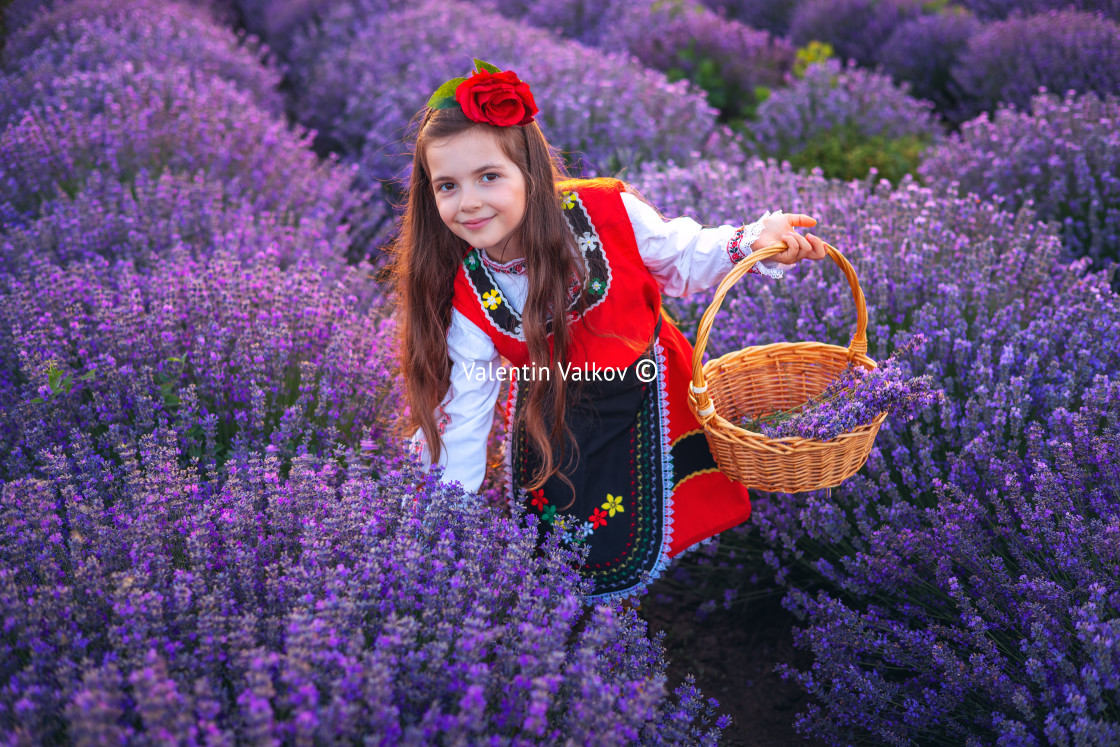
[686, 242, 886, 492]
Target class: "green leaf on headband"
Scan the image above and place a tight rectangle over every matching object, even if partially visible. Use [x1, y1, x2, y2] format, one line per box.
[473, 58, 502, 75]
[426, 77, 467, 109]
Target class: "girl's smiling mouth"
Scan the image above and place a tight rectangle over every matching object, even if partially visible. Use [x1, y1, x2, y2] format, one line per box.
[461, 216, 493, 230]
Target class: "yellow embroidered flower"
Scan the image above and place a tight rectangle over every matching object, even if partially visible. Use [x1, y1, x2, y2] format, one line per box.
[601, 493, 624, 517]
[482, 289, 503, 310]
[561, 191, 576, 210]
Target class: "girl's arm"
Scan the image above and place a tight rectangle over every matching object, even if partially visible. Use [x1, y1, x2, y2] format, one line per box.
[409, 309, 501, 493]
[621, 191, 793, 297]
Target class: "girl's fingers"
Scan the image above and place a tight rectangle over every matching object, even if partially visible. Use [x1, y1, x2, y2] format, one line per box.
[786, 213, 817, 228]
[806, 232, 827, 259]
[786, 232, 811, 256]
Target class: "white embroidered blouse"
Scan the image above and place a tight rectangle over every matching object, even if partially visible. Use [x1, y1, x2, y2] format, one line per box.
[412, 192, 793, 492]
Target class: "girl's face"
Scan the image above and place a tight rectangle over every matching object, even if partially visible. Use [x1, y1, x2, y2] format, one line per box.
[426, 127, 528, 260]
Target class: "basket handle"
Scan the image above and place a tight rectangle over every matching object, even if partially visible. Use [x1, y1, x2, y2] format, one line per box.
[689, 242, 868, 421]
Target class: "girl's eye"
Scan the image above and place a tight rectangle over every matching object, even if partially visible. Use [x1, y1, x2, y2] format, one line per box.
[481, 173, 499, 183]
[436, 182, 455, 193]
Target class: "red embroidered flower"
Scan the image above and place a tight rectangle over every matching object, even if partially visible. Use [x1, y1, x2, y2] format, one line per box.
[589, 507, 609, 529]
[455, 70, 538, 127]
[530, 488, 548, 511]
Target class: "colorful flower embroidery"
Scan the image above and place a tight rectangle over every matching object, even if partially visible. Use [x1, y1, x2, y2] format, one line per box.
[577, 232, 599, 253]
[482, 289, 503, 310]
[601, 493, 624, 517]
[552, 516, 594, 546]
[540, 504, 557, 523]
[727, 225, 761, 275]
[589, 507, 609, 529]
[530, 488, 548, 511]
[561, 191, 576, 210]
[589, 277, 606, 295]
[464, 251, 480, 270]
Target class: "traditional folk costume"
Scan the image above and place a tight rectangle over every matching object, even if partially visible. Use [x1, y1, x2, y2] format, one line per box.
[414, 177, 791, 604]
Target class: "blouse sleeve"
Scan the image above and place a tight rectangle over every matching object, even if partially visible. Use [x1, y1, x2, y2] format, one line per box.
[409, 309, 502, 493]
[620, 191, 794, 298]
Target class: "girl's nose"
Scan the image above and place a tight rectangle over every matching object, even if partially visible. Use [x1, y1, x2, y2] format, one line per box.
[459, 185, 482, 211]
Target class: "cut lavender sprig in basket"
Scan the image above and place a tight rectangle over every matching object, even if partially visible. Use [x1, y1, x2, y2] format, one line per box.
[740, 334, 944, 441]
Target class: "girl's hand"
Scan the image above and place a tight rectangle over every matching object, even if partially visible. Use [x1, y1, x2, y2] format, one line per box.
[751, 211, 827, 265]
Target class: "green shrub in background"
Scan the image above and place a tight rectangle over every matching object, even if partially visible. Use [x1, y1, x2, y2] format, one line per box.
[789, 125, 930, 183]
[748, 57, 942, 183]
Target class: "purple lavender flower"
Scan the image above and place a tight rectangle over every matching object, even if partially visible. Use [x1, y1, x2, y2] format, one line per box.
[286, 0, 725, 187]
[2, 0, 237, 62]
[0, 442, 731, 743]
[788, 0, 928, 67]
[919, 89, 1120, 273]
[746, 58, 942, 181]
[878, 8, 982, 120]
[951, 9, 1120, 119]
[599, 1, 794, 121]
[955, 0, 1120, 21]
[741, 334, 944, 441]
[633, 154, 1120, 742]
[0, 63, 367, 231]
[698, 0, 797, 36]
[1, 8, 284, 123]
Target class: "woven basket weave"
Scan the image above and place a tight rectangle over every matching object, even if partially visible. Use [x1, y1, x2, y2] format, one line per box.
[686, 242, 886, 492]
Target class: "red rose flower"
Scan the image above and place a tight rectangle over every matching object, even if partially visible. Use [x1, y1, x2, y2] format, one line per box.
[455, 70, 538, 127]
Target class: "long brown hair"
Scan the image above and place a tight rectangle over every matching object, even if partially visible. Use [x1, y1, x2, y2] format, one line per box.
[391, 106, 591, 502]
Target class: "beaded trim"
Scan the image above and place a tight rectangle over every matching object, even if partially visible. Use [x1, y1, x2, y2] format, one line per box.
[587, 333, 676, 606]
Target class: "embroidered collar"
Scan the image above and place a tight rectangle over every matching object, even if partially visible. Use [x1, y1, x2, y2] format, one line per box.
[479, 252, 527, 275]
[460, 189, 612, 340]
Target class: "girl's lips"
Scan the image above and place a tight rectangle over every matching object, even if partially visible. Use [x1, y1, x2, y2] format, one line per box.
[461, 216, 493, 230]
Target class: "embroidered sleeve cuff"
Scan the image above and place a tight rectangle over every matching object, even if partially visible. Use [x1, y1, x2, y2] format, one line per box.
[726, 211, 771, 275]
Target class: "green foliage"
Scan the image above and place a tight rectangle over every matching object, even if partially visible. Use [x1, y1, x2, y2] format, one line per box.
[793, 40, 834, 78]
[785, 124, 930, 183]
[29, 361, 97, 404]
[668, 43, 761, 124]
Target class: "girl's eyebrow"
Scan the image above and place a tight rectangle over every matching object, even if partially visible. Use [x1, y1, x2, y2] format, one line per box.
[430, 163, 507, 183]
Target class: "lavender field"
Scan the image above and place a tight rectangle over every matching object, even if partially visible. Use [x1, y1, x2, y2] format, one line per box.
[1, 0, 1118, 743]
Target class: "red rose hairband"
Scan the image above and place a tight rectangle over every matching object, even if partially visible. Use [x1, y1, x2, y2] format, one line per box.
[426, 58, 539, 128]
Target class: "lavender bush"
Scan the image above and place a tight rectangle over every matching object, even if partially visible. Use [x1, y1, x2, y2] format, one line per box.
[0, 441, 730, 743]
[470, 0, 793, 123]
[919, 89, 1120, 273]
[480, 0, 617, 45]
[951, 9, 1120, 119]
[230, 0, 350, 57]
[787, 0, 926, 67]
[599, 0, 794, 122]
[878, 8, 981, 120]
[0, 3, 738, 740]
[747, 59, 942, 182]
[632, 156, 1120, 741]
[956, 0, 1120, 21]
[741, 335, 943, 441]
[699, 0, 797, 36]
[0, 168, 369, 288]
[0, 7, 284, 123]
[2, 0, 236, 62]
[780, 413, 1120, 744]
[0, 245, 400, 484]
[0, 63, 368, 232]
[286, 0, 728, 187]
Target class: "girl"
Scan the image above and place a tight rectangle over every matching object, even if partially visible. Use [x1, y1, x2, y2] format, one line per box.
[392, 60, 827, 608]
